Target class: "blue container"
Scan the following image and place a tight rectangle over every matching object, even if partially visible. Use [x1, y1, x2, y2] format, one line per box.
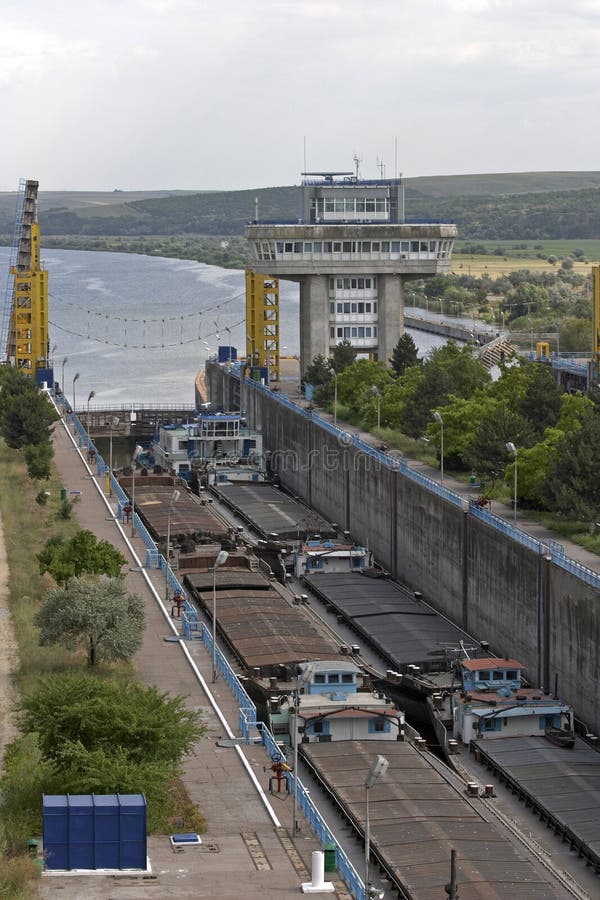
[43, 794, 146, 871]
[218, 345, 237, 363]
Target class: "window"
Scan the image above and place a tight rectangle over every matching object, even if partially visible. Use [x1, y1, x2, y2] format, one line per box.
[361, 241, 370, 253]
[330, 327, 335, 338]
[420, 241, 428, 252]
[328, 673, 340, 684]
[373, 326, 378, 337]
[358, 303, 364, 314]
[324, 242, 332, 253]
[411, 241, 419, 252]
[285, 242, 293, 253]
[314, 241, 322, 253]
[337, 328, 343, 338]
[482, 717, 502, 732]
[329, 277, 335, 290]
[401, 241, 409, 252]
[341, 673, 354, 684]
[333, 242, 342, 252]
[366, 199, 375, 212]
[309, 719, 330, 735]
[365, 327, 372, 337]
[381, 241, 390, 252]
[294, 242, 302, 253]
[372, 242, 380, 252]
[351, 327, 357, 337]
[506, 670, 518, 680]
[365, 303, 371, 313]
[343, 242, 352, 253]
[351, 303, 357, 313]
[276, 242, 283, 253]
[368, 718, 391, 734]
[358, 278, 365, 289]
[343, 303, 350, 314]
[391, 241, 400, 253]
[337, 303, 343, 313]
[351, 279, 357, 289]
[343, 327, 350, 338]
[304, 242, 312, 252]
[343, 278, 350, 289]
[492, 670, 504, 681]
[358, 327, 365, 338]
[373, 303, 378, 314]
[314, 673, 326, 684]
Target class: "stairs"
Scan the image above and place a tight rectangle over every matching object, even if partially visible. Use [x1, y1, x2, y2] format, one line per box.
[477, 336, 516, 370]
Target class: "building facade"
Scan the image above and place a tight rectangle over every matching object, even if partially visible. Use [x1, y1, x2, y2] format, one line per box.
[246, 173, 458, 373]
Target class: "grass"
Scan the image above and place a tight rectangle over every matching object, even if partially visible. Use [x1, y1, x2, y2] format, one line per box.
[0, 436, 207, 887]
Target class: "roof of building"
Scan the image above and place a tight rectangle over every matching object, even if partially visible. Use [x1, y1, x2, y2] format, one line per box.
[461, 657, 523, 672]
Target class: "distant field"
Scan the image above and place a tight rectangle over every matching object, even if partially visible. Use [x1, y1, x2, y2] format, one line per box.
[453, 239, 600, 277]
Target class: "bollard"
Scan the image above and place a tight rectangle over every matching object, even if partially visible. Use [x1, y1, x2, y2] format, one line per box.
[301, 850, 334, 893]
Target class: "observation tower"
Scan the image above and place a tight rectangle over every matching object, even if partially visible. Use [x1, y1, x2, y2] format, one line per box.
[246, 171, 458, 373]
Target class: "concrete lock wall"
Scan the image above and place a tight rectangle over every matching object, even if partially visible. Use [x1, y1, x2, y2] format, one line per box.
[208, 367, 600, 734]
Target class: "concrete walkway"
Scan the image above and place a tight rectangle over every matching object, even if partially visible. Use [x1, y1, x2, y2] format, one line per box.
[37, 414, 349, 899]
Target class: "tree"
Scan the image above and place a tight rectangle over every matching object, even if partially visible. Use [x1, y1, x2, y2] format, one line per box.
[539, 408, 600, 519]
[24, 441, 53, 481]
[302, 354, 332, 388]
[464, 406, 535, 480]
[389, 334, 420, 377]
[330, 340, 357, 373]
[0, 369, 58, 449]
[35, 576, 145, 665]
[37, 529, 126, 586]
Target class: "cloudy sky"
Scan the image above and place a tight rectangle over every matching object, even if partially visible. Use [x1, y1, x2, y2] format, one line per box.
[2, 0, 600, 191]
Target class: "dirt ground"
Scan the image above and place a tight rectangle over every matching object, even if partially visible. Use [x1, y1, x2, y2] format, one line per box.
[0, 512, 18, 756]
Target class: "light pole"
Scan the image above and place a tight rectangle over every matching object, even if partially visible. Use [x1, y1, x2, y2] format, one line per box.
[86, 390, 95, 447]
[107, 416, 119, 497]
[212, 549, 229, 682]
[246, 334, 255, 367]
[434, 411, 444, 483]
[61, 356, 68, 396]
[371, 386, 381, 437]
[291, 668, 301, 836]
[225, 326, 232, 365]
[364, 754, 389, 899]
[332, 370, 338, 426]
[506, 442, 518, 524]
[165, 489, 181, 601]
[130, 444, 143, 537]
[72, 372, 80, 415]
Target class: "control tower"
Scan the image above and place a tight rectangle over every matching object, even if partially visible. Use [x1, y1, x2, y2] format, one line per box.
[246, 171, 458, 373]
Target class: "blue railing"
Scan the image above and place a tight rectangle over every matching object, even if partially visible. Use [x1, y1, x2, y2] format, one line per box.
[199, 622, 258, 740]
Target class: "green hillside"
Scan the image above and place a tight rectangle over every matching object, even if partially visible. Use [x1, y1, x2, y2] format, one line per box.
[1, 172, 600, 240]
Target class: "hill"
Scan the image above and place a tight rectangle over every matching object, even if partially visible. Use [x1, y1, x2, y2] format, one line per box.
[1, 172, 600, 240]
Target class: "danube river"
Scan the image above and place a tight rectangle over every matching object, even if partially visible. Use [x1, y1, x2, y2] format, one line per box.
[0, 247, 448, 406]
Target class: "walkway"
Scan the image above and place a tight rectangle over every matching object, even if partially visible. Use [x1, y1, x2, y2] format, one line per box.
[38, 414, 348, 899]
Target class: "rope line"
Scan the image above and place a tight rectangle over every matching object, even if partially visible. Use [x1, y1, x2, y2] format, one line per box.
[48, 317, 246, 351]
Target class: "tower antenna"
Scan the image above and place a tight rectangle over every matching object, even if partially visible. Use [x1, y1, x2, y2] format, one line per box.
[353, 154, 361, 180]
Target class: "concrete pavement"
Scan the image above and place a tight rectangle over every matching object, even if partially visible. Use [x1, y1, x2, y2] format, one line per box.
[38, 413, 351, 899]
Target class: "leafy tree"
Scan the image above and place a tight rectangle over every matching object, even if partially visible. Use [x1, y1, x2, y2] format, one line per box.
[539, 408, 600, 519]
[389, 334, 420, 377]
[18, 673, 202, 765]
[37, 529, 126, 586]
[464, 405, 535, 479]
[35, 576, 144, 665]
[400, 343, 490, 438]
[303, 354, 332, 388]
[330, 340, 357, 373]
[335, 360, 391, 414]
[24, 441, 53, 481]
[0, 369, 58, 449]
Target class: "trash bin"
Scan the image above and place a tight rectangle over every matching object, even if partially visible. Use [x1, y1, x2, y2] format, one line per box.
[27, 839, 38, 858]
[324, 842, 336, 872]
[60, 487, 67, 501]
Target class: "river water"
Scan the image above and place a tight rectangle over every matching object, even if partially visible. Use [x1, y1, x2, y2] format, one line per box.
[0, 247, 449, 406]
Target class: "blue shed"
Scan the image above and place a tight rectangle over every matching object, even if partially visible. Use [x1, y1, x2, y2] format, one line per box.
[42, 794, 147, 871]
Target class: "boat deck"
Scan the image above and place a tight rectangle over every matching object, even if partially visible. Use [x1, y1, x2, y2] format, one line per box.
[301, 740, 566, 899]
[211, 482, 335, 541]
[132, 483, 229, 541]
[184, 568, 340, 675]
[472, 734, 600, 873]
[303, 572, 477, 674]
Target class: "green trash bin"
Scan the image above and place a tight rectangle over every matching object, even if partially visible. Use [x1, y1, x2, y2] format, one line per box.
[60, 487, 67, 501]
[27, 839, 38, 858]
[324, 842, 336, 872]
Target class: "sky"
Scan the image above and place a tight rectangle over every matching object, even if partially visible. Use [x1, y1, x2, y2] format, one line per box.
[1, 0, 600, 192]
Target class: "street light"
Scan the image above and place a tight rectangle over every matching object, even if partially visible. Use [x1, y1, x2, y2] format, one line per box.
[433, 411, 444, 483]
[364, 754, 389, 899]
[61, 356, 68, 396]
[506, 442, 518, 524]
[225, 326, 232, 365]
[165, 489, 181, 601]
[291, 668, 302, 836]
[106, 416, 119, 497]
[371, 386, 381, 436]
[86, 390, 95, 447]
[130, 444, 144, 537]
[246, 334, 256, 367]
[212, 549, 229, 682]
[72, 372, 80, 415]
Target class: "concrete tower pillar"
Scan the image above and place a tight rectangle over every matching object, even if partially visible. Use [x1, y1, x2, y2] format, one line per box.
[377, 274, 404, 363]
[299, 275, 329, 375]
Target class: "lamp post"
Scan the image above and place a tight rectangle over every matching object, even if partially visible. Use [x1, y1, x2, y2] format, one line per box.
[212, 549, 229, 682]
[246, 334, 255, 367]
[61, 356, 68, 396]
[332, 370, 338, 426]
[72, 372, 80, 415]
[225, 326, 232, 365]
[364, 754, 389, 899]
[433, 411, 444, 483]
[506, 442, 517, 524]
[371, 386, 381, 437]
[130, 444, 143, 537]
[291, 668, 301, 836]
[165, 489, 181, 601]
[86, 390, 95, 447]
[107, 416, 119, 497]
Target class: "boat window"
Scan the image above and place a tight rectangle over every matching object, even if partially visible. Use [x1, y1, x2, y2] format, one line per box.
[328, 674, 340, 684]
[341, 674, 354, 684]
[314, 674, 326, 684]
[492, 670, 504, 681]
[369, 719, 391, 733]
[482, 718, 502, 732]
[506, 670, 518, 680]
